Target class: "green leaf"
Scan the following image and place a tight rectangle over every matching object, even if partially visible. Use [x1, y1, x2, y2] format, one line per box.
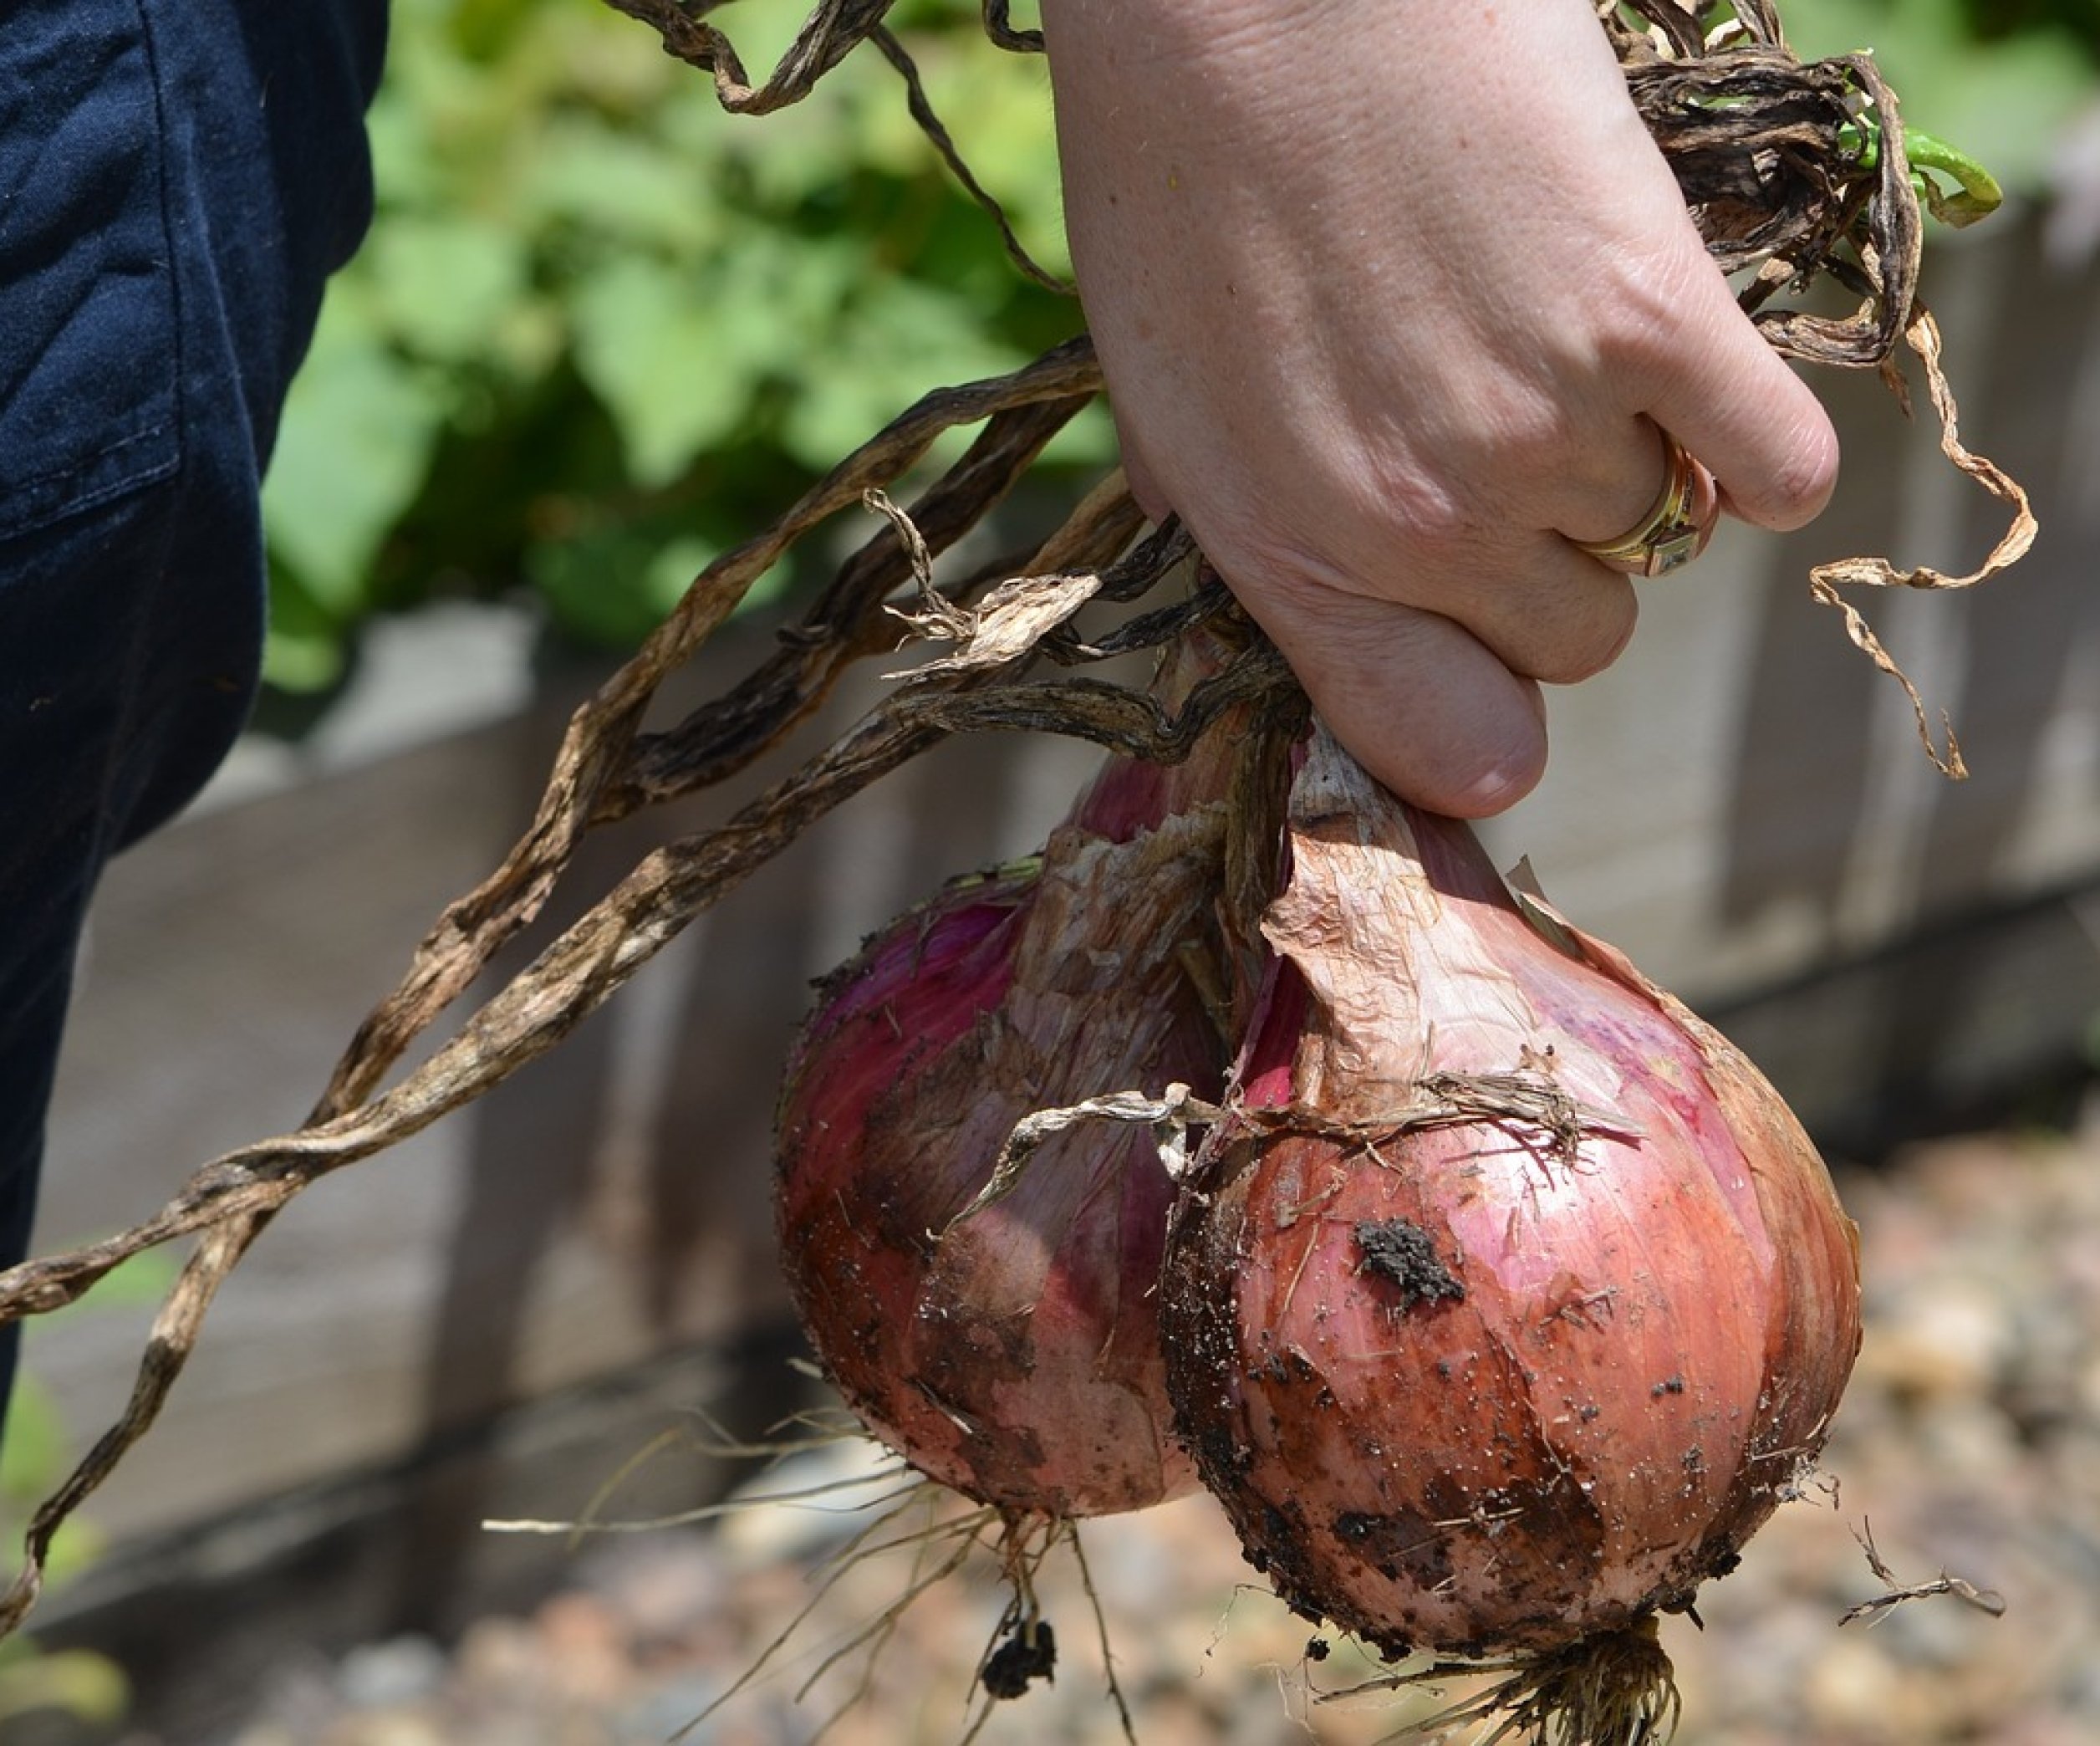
[527, 522, 697, 648]
[64, 1248, 178, 1312]
[516, 115, 723, 255]
[261, 574, 352, 694]
[641, 533, 727, 620]
[366, 215, 533, 365]
[1037, 397, 1120, 470]
[779, 273, 1027, 469]
[264, 282, 453, 620]
[0, 1376, 66, 1504]
[257, 0, 1094, 680]
[568, 255, 771, 488]
[0, 1377, 106, 1587]
[878, 26, 1071, 273]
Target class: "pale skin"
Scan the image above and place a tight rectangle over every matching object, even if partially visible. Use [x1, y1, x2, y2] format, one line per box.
[1040, 0, 1841, 816]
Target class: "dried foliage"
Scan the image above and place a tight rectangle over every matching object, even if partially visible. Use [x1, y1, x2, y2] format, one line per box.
[1610, 0, 2037, 775]
[0, 0, 2031, 1649]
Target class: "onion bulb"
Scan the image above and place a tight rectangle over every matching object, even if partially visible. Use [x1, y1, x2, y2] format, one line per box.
[774, 643, 1246, 1519]
[1160, 727, 1861, 1702]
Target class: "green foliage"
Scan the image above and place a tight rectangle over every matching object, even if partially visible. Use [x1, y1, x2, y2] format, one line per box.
[1, 1248, 179, 1579]
[261, 0, 1102, 691]
[267, 0, 2097, 694]
[1788, 0, 2098, 196]
[0, 1639, 130, 1736]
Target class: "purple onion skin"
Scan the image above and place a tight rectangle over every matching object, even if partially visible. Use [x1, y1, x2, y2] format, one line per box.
[1160, 729, 1863, 1657]
[775, 712, 1242, 1519]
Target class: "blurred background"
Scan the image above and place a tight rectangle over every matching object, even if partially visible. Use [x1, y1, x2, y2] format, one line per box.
[6, 0, 2100, 1739]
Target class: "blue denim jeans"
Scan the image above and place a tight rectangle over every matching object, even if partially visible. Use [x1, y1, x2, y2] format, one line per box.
[0, 0, 385, 1419]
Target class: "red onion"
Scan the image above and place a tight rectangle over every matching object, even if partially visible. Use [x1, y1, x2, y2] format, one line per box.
[1160, 728, 1861, 1704]
[774, 650, 1245, 1519]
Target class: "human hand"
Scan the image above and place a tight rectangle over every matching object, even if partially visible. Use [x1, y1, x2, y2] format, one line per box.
[1041, 0, 1839, 815]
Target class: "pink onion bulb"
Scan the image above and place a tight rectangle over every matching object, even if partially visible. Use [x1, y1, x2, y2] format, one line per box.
[1161, 727, 1863, 1659]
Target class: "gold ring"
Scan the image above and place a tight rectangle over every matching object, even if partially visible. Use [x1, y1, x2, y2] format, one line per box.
[1572, 431, 1720, 579]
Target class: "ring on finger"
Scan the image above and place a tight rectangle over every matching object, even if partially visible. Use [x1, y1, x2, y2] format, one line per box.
[1572, 431, 1720, 579]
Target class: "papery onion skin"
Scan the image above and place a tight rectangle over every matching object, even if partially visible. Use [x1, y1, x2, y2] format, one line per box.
[1160, 728, 1863, 1657]
[775, 676, 1242, 1519]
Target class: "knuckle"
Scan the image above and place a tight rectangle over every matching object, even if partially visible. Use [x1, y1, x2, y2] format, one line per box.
[1588, 245, 1843, 534]
[1349, 442, 1479, 551]
[1590, 244, 1715, 385]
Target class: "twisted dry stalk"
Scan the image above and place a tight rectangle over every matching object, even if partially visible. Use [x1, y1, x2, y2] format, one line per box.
[0, 0, 2031, 1644]
[0, 348, 1286, 1635]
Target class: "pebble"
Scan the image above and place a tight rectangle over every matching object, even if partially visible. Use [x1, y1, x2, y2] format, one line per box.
[334, 1639, 449, 1712]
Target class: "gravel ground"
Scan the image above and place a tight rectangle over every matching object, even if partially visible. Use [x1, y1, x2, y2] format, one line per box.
[195, 1117, 2100, 1745]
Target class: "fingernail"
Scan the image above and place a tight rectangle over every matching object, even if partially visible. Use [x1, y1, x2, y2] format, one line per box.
[1447, 755, 1542, 819]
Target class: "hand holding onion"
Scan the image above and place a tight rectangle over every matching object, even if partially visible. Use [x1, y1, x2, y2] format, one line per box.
[777, 666, 1863, 1733]
[763, 0, 1964, 1720]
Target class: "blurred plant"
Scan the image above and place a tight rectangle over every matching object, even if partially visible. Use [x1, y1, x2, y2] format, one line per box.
[265, 0, 2096, 699]
[0, 1251, 176, 1737]
[261, 0, 1105, 693]
[1956, 0, 2100, 61]
[1788, 0, 2098, 197]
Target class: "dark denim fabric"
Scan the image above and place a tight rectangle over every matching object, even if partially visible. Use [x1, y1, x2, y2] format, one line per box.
[0, 0, 386, 1419]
